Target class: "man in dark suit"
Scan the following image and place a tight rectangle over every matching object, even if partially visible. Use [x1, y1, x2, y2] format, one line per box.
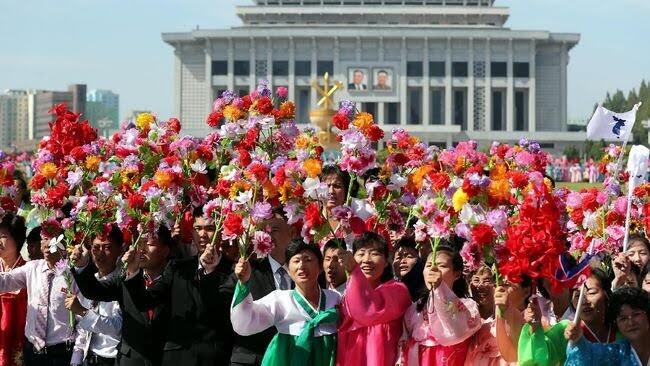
[122, 216, 233, 366]
[71, 226, 173, 366]
[222, 209, 295, 366]
[348, 69, 367, 91]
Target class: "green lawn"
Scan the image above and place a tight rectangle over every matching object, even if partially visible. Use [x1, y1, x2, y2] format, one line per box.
[556, 182, 602, 191]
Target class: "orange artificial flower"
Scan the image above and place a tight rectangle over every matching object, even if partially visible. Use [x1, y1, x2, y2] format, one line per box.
[303, 158, 322, 178]
[154, 170, 173, 189]
[39, 162, 58, 179]
[85, 155, 101, 171]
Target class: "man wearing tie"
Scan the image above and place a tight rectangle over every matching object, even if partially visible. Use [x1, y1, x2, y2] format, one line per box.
[0, 223, 85, 366]
[223, 207, 296, 366]
[348, 69, 367, 91]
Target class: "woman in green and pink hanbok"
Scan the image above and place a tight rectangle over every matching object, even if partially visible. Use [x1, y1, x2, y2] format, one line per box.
[230, 240, 341, 366]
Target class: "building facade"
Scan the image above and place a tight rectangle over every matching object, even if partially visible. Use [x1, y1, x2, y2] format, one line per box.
[163, 0, 583, 151]
[34, 84, 86, 140]
[87, 89, 120, 136]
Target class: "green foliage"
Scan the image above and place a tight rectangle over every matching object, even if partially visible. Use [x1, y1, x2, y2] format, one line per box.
[563, 145, 580, 160]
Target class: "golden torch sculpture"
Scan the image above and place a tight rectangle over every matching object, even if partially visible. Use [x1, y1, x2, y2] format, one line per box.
[310, 72, 344, 150]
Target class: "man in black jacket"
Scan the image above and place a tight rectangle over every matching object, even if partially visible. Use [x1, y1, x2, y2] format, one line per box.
[122, 217, 233, 366]
[222, 210, 295, 366]
[71, 226, 173, 366]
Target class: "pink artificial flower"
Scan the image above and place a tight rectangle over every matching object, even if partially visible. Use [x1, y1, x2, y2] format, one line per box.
[252, 230, 274, 258]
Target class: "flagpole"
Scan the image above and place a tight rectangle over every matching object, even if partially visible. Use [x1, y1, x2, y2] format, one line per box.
[622, 165, 639, 252]
[574, 103, 641, 325]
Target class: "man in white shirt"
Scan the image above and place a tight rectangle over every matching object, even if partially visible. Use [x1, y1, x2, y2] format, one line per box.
[0, 227, 86, 366]
[66, 225, 124, 366]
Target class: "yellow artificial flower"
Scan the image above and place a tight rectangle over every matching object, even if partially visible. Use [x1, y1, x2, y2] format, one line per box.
[303, 158, 322, 178]
[410, 164, 433, 191]
[153, 170, 173, 189]
[488, 179, 510, 203]
[85, 155, 101, 171]
[295, 135, 309, 150]
[229, 181, 251, 199]
[223, 105, 244, 121]
[39, 162, 58, 179]
[120, 167, 139, 186]
[352, 112, 374, 131]
[135, 113, 155, 131]
[452, 188, 469, 212]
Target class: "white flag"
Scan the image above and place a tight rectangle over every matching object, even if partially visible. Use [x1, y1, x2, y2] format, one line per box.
[627, 145, 649, 187]
[586, 103, 641, 141]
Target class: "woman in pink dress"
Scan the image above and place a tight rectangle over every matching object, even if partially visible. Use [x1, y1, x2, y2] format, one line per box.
[0, 213, 28, 366]
[336, 231, 412, 366]
[400, 244, 482, 366]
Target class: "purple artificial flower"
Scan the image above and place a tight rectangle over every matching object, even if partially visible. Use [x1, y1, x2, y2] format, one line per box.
[221, 90, 237, 104]
[251, 202, 273, 221]
[256, 80, 271, 97]
[486, 209, 508, 235]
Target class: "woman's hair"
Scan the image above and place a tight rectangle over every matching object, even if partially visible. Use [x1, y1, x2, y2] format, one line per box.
[627, 234, 650, 252]
[13, 170, 30, 206]
[401, 258, 426, 302]
[352, 231, 393, 283]
[0, 212, 27, 253]
[322, 164, 359, 198]
[416, 245, 469, 311]
[394, 236, 417, 252]
[590, 268, 613, 299]
[286, 239, 323, 264]
[606, 286, 650, 326]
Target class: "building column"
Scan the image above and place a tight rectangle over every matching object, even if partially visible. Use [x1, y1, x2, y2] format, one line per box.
[249, 38, 256, 93]
[559, 42, 568, 131]
[173, 44, 182, 120]
[204, 40, 212, 114]
[400, 37, 407, 125]
[444, 37, 452, 127]
[289, 37, 296, 102]
[506, 38, 514, 132]
[423, 37, 430, 126]
[528, 39, 536, 132]
[484, 38, 491, 131]
[467, 37, 474, 132]
[310, 37, 317, 108]
[378, 37, 385, 62]
[227, 39, 235, 91]
[267, 37, 273, 90]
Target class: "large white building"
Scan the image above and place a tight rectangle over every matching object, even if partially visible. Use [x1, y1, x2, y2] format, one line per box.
[163, 0, 583, 151]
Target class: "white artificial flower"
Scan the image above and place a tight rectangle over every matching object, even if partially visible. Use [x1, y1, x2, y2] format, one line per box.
[191, 159, 207, 174]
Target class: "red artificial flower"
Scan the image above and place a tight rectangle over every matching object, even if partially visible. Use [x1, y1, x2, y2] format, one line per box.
[223, 212, 244, 237]
[0, 197, 16, 213]
[29, 174, 47, 190]
[127, 193, 145, 210]
[314, 146, 324, 159]
[178, 209, 194, 244]
[238, 148, 252, 168]
[304, 202, 324, 229]
[472, 223, 496, 247]
[391, 153, 410, 167]
[365, 125, 384, 142]
[196, 145, 213, 162]
[206, 111, 223, 127]
[240, 128, 259, 151]
[256, 97, 274, 115]
[246, 162, 269, 183]
[332, 113, 350, 130]
[494, 144, 510, 159]
[241, 95, 253, 110]
[429, 172, 451, 192]
[43, 183, 69, 209]
[350, 216, 367, 235]
[581, 193, 598, 212]
[215, 179, 232, 197]
[507, 171, 529, 189]
[167, 118, 181, 133]
[70, 146, 87, 162]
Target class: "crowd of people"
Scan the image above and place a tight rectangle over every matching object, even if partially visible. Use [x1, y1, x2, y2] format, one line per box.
[1, 165, 650, 366]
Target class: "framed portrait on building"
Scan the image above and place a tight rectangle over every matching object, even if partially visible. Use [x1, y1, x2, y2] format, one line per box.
[347, 68, 369, 91]
[372, 68, 393, 91]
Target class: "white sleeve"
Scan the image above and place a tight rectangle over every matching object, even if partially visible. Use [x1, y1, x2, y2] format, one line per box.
[0, 262, 29, 293]
[78, 302, 123, 338]
[230, 282, 279, 336]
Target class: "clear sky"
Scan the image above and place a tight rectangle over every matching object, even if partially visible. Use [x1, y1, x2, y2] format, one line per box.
[0, 0, 647, 123]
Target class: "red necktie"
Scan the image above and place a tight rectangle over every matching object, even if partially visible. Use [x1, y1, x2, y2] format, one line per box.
[144, 277, 155, 321]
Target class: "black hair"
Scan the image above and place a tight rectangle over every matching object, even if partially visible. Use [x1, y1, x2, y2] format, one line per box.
[401, 258, 426, 302]
[628, 234, 650, 252]
[630, 264, 641, 286]
[416, 244, 469, 311]
[641, 262, 650, 285]
[286, 239, 323, 264]
[0, 213, 26, 253]
[322, 164, 359, 199]
[394, 237, 417, 252]
[193, 205, 204, 218]
[377, 70, 388, 75]
[362, 167, 381, 182]
[588, 267, 613, 301]
[607, 286, 650, 326]
[352, 231, 393, 283]
[12, 170, 30, 205]
[323, 238, 345, 253]
[104, 224, 124, 248]
[26, 226, 41, 244]
[156, 225, 176, 248]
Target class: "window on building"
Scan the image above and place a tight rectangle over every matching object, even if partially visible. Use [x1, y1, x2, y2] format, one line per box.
[211, 61, 228, 76]
[362, 103, 377, 119]
[234, 60, 250, 76]
[452, 62, 468, 77]
[514, 62, 529, 78]
[255, 60, 267, 77]
[492, 90, 504, 130]
[491, 62, 507, 77]
[272, 61, 289, 76]
[237, 89, 248, 97]
[515, 90, 528, 131]
[408, 88, 422, 124]
[385, 103, 400, 125]
[407, 61, 423, 77]
[430, 88, 444, 125]
[453, 89, 466, 129]
[317, 60, 334, 75]
[297, 86, 310, 124]
[429, 61, 445, 77]
[295, 61, 311, 76]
